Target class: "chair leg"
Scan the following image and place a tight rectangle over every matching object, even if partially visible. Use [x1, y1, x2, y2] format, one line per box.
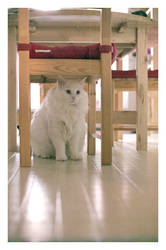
[136, 27, 148, 151]
[101, 9, 112, 165]
[8, 27, 17, 152]
[114, 91, 123, 141]
[19, 8, 31, 166]
[87, 79, 96, 155]
[114, 58, 123, 141]
[101, 54, 113, 165]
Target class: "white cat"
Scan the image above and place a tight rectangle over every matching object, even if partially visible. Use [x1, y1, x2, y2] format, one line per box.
[31, 76, 88, 161]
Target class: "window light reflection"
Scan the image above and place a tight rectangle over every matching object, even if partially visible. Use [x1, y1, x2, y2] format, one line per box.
[26, 182, 48, 223]
[92, 176, 104, 221]
[54, 190, 63, 237]
[55, 190, 63, 225]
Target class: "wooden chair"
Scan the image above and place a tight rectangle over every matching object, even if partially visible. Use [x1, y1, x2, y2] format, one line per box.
[18, 8, 154, 167]
[112, 70, 158, 134]
[18, 8, 112, 166]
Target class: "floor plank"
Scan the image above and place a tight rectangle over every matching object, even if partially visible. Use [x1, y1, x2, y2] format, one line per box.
[8, 134, 158, 242]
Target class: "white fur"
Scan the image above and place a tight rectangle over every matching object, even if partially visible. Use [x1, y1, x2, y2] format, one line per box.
[31, 77, 88, 161]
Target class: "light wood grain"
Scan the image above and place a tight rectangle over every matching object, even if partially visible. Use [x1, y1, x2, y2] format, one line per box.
[114, 59, 123, 141]
[87, 79, 96, 155]
[153, 8, 158, 70]
[136, 27, 148, 150]
[94, 125, 158, 138]
[29, 26, 136, 44]
[30, 59, 101, 76]
[18, 8, 31, 167]
[151, 9, 158, 132]
[8, 27, 17, 152]
[153, 8, 158, 21]
[113, 78, 158, 91]
[9, 9, 155, 27]
[9, 8, 157, 46]
[114, 124, 158, 131]
[113, 111, 136, 124]
[101, 8, 112, 165]
[96, 111, 136, 125]
[148, 91, 158, 126]
[153, 46, 158, 70]
[31, 75, 92, 83]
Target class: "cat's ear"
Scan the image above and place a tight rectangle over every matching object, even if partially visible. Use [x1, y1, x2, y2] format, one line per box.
[80, 77, 87, 84]
[56, 76, 66, 88]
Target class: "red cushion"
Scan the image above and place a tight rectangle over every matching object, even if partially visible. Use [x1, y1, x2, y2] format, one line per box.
[112, 70, 158, 78]
[29, 42, 96, 59]
[26, 43, 116, 63]
[148, 70, 158, 78]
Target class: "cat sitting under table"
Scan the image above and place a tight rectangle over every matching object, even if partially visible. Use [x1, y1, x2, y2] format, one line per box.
[31, 76, 88, 161]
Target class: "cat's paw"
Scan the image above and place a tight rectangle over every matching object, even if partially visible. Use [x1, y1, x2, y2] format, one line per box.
[41, 154, 54, 159]
[56, 155, 67, 161]
[70, 152, 83, 161]
[33, 151, 54, 159]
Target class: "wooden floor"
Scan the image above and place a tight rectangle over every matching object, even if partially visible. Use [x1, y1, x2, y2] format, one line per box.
[8, 134, 158, 242]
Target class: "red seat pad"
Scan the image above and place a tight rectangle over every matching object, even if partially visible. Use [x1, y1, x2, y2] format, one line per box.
[21, 42, 116, 63]
[112, 70, 158, 78]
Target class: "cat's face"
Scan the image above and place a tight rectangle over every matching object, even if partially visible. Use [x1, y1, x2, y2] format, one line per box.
[57, 77, 86, 105]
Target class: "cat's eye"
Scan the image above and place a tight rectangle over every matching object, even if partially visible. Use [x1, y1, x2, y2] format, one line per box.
[76, 90, 80, 95]
[66, 89, 71, 94]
